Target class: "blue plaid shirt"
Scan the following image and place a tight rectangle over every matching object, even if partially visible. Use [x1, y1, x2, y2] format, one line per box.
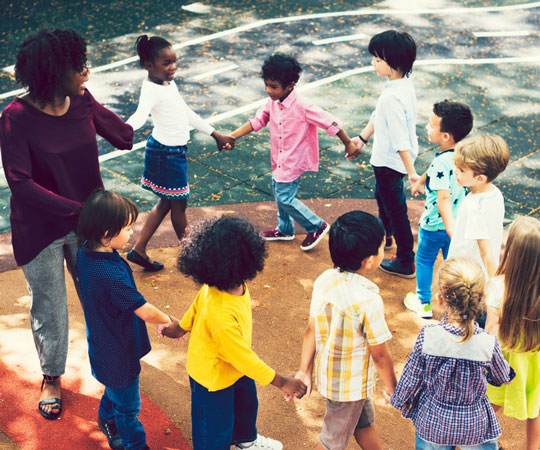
[391, 316, 515, 446]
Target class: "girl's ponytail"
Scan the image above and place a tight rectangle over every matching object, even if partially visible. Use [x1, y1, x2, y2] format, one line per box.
[438, 258, 486, 342]
[134, 34, 171, 67]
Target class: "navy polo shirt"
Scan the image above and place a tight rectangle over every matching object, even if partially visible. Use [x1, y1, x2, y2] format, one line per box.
[75, 248, 151, 389]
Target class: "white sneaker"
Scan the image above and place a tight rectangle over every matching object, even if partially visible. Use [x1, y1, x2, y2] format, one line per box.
[236, 434, 283, 450]
[404, 292, 433, 319]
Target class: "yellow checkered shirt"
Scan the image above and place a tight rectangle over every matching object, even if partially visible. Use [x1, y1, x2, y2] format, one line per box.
[311, 269, 392, 401]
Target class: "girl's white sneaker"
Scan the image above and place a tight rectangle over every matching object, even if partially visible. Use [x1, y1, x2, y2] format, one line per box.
[236, 434, 283, 450]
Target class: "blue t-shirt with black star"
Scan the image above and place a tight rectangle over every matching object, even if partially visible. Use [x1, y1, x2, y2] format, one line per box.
[420, 149, 466, 232]
[75, 248, 151, 389]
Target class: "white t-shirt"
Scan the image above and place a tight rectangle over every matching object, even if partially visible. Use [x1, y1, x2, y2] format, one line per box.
[486, 276, 504, 309]
[448, 185, 505, 275]
[127, 79, 214, 146]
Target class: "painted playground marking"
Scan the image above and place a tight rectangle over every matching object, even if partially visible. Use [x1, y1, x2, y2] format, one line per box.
[473, 30, 531, 37]
[312, 33, 369, 45]
[1, 1, 540, 100]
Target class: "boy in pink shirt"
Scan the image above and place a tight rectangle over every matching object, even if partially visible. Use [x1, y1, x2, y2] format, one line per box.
[231, 53, 358, 251]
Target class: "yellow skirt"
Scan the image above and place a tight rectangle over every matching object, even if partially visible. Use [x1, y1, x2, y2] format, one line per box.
[487, 348, 540, 420]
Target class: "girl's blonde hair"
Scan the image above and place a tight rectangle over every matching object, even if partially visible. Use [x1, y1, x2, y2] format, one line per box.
[438, 257, 486, 342]
[497, 216, 540, 352]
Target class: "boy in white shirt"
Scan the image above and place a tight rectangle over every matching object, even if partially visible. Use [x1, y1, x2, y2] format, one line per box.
[448, 134, 510, 278]
[353, 30, 419, 278]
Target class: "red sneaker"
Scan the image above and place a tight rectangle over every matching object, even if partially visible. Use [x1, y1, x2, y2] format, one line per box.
[260, 228, 295, 241]
[300, 222, 329, 251]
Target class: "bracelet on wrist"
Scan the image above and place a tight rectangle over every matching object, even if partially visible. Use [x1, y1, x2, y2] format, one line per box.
[358, 135, 368, 145]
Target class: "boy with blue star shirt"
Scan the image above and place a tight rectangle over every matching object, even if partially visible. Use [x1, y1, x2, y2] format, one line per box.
[405, 100, 473, 318]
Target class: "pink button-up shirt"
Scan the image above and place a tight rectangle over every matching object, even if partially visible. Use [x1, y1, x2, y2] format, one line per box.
[249, 90, 341, 183]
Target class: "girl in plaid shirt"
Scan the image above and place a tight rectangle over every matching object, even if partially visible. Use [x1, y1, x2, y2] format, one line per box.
[391, 257, 515, 449]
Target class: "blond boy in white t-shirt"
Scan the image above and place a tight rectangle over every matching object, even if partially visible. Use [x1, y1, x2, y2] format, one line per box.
[448, 134, 510, 278]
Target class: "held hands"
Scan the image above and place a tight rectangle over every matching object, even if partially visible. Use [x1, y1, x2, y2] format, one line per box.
[408, 173, 420, 186]
[284, 370, 312, 401]
[344, 140, 361, 160]
[349, 136, 365, 159]
[157, 317, 186, 339]
[212, 131, 235, 151]
[281, 375, 308, 401]
[410, 179, 425, 197]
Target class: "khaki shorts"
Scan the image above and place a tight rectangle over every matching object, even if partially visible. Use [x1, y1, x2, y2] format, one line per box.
[319, 397, 375, 450]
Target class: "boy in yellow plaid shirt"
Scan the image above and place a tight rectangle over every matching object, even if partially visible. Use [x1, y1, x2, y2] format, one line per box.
[295, 211, 397, 450]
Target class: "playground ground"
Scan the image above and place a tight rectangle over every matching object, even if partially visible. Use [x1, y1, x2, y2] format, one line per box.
[0, 0, 538, 448]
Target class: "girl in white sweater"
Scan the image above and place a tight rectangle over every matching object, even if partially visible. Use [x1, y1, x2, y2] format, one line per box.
[126, 34, 234, 271]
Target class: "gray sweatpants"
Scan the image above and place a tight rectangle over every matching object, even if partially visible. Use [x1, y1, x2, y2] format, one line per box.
[21, 231, 79, 376]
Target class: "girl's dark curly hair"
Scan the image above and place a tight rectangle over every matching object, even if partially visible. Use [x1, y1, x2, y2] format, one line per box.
[15, 29, 87, 108]
[178, 216, 267, 291]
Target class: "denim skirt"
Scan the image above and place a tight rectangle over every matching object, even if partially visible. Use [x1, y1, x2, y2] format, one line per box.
[141, 135, 190, 200]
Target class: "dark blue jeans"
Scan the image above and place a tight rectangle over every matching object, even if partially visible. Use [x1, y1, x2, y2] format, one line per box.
[98, 376, 147, 450]
[190, 376, 258, 450]
[373, 165, 414, 265]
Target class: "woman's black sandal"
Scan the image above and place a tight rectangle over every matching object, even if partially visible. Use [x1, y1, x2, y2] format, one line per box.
[38, 375, 62, 420]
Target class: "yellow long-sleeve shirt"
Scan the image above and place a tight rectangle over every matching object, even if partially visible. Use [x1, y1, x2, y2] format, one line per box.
[180, 284, 276, 391]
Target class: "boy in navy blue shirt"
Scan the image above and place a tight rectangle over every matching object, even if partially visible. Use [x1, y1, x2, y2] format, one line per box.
[76, 190, 172, 450]
[352, 30, 419, 278]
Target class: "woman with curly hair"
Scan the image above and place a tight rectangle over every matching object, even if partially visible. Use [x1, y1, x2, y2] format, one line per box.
[159, 216, 307, 450]
[0, 29, 133, 420]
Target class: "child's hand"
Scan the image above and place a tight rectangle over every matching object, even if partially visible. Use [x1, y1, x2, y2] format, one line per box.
[408, 173, 420, 185]
[157, 318, 185, 339]
[344, 141, 360, 160]
[350, 136, 365, 154]
[272, 374, 307, 401]
[212, 131, 235, 151]
[410, 179, 425, 197]
[382, 389, 392, 404]
[284, 371, 312, 401]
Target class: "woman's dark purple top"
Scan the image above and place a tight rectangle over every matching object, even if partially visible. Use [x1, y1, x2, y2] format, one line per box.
[0, 90, 133, 266]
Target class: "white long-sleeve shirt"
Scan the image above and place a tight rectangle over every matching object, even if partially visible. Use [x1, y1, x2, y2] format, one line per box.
[127, 79, 214, 146]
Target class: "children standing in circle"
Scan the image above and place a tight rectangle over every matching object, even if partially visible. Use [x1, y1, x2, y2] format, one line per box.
[485, 216, 540, 450]
[75, 190, 173, 450]
[391, 257, 515, 449]
[352, 30, 419, 278]
[126, 35, 234, 271]
[159, 216, 307, 450]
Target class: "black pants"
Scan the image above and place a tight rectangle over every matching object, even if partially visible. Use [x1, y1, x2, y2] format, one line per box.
[373, 165, 415, 265]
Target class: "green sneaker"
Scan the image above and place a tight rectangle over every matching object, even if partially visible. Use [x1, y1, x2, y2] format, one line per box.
[404, 292, 433, 318]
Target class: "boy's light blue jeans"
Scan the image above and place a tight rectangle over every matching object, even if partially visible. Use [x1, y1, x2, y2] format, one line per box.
[272, 177, 323, 234]
[99, 376, 147, 450]
[416, 228, 450, 304]
[415, 434, 497, 450]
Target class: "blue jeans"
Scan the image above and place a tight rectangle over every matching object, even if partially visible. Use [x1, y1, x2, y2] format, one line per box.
[98, 376, 147, 450]
[416, 228, 450, 304]
[373, 166, 414, 265]
[415, 434, 497, 449]
[272, 177, 322, 234]
[190, 376, 258, 450]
